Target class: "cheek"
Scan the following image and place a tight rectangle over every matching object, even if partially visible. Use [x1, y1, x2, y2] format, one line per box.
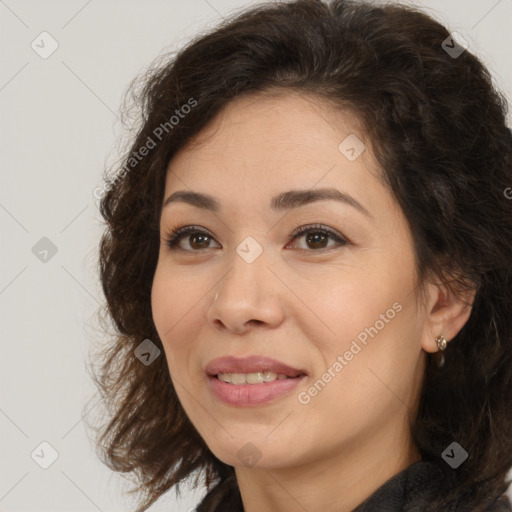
[311, 270, 400, 341]
[152, 258, 198, 334]
[316, 289, 423, 419]
[151, 264, 192, 363]
[151, 264, 174, 341]
[307, 256, 418, 383]
[298, 299, 419, 437]
[151, 261, 213, 383]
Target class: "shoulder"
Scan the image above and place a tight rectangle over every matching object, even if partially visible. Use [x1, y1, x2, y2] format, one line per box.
[352, 459, 512, 512]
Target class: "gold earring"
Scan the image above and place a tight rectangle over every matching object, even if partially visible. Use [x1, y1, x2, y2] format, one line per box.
[435, 335, 448, 368]
[436, 335, 448, 351]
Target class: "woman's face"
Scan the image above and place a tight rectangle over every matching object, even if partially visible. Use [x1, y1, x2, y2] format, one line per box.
[151, 91, 438, 471]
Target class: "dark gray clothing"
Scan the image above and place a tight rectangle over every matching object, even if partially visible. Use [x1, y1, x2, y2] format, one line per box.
[196, 459, 512, 511]
[352, 460, 512, 512]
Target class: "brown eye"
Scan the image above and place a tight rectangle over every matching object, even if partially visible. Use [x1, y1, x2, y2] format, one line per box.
[305, 231, 329, 249]
[165, 226, 220, 251]
[165, 224, 348, 252]
[188, 233, 212, 250]
[287, 224, 348, 251]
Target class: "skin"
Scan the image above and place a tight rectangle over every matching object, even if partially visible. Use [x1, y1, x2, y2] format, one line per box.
[151, 91, 474, 512]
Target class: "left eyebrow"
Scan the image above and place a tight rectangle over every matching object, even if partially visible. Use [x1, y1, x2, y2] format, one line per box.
[163, 187, 372, 219]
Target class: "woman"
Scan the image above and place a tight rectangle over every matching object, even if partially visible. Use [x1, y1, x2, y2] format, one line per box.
[88, 0, 512, 510]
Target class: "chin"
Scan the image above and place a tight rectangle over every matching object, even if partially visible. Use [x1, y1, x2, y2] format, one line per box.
[205, 433, 300, 470]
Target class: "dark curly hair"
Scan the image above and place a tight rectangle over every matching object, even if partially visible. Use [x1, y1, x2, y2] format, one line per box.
[86, 1, 512, 511]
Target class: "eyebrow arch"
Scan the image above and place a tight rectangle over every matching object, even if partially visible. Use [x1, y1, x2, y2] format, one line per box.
[163, 187, 372, 219]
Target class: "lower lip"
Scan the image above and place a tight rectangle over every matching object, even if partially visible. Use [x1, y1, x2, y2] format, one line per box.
[207, 374, 306, 406]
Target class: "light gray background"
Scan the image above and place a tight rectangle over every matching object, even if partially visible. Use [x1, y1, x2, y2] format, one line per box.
[1, 0, 511, 511]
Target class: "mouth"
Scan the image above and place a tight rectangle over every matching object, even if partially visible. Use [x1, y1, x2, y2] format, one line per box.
[205, 355, 307, 379]
[214, 371, 306, 384]
[206, 373, 307, 406]
[204, 355, 308, 406]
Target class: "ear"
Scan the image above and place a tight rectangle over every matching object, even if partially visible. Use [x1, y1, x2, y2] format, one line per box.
[420, 278, 476, 354]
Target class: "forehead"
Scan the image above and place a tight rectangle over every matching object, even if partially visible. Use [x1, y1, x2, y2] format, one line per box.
[166, 91, 379, 186]
[160, 92, 409, 247]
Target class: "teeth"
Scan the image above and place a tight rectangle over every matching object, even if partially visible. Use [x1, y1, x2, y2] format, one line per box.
[217, 371, 291, 384]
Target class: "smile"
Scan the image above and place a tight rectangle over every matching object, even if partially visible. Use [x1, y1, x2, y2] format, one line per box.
[207, 373, 306, 406]
[217, 371, 295, 384]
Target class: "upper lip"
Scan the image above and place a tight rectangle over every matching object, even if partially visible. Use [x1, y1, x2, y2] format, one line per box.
[205, 355, 307, 378]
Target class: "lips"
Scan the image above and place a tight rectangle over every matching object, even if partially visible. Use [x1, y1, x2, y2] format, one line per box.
[205, 355, 307, 378]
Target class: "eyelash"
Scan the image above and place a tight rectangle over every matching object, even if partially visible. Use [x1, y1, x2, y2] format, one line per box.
[164, 223, 349, 252]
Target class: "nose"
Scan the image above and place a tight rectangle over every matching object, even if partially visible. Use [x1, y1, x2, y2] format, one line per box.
[206, 250, 285, 335]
